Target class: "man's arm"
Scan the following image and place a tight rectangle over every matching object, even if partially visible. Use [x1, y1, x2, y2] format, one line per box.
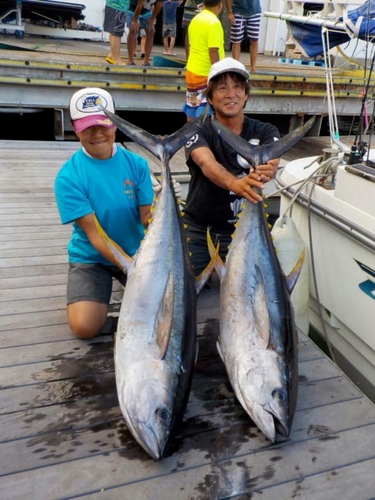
[209, 47, 220, 65]
[190, 146, 264, 203]
[132, 0, 145, 23]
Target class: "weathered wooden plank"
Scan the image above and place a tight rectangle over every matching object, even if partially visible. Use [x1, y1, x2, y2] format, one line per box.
[0, 263, 68, 279]
[0, 247, 66, 259]
[0, 393, 373, 481]
[0, 254, 67, 268]
[0, 309, 68, 332]
[2, 421, 375, 499]
[0, 239, 68, 250]
[72, 453, 375, 500]
[0, 354, 348, 412]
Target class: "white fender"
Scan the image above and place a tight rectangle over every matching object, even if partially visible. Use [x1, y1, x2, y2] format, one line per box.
[271, 216, 310, 336]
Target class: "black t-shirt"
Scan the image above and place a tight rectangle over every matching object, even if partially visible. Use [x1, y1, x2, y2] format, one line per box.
[184, 115, 280, 234]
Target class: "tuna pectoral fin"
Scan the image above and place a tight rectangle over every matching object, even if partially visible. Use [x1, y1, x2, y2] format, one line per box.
[285, 248, 306, 295]
[207, 228, 226, 280]
[195, 232, 220, 295]
[94, 215, 133, 274]
[252, 265, 271, 348]
[155, 272, 174, 359]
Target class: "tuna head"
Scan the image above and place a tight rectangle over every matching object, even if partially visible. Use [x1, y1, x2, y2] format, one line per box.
[116, 359, 178, 461]
[234, 349, 289, 442]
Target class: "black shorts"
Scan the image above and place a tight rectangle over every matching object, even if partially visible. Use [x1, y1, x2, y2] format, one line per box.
[103, 5, 126, 37]
[67, 263, 127, 305]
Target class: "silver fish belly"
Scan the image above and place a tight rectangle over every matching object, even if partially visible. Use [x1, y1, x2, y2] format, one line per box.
[218, 199, 298, 442]
[115, 170, 197, 460]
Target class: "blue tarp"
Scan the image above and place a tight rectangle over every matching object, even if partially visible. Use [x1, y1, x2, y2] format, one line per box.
[288, 0, 375, 58]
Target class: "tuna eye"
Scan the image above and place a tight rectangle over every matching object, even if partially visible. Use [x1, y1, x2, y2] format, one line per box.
[156, 408, 170, 423]
[272, 390, 286, 402]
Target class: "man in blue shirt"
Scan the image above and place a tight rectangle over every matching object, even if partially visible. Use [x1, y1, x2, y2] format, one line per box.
[162, 0, 183, 56]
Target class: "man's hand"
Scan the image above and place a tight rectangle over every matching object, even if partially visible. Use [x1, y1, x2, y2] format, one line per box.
[255, 159, 280, 182]
[230, 172, 264, 204]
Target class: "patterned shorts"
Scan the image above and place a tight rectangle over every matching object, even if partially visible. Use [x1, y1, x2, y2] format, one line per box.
[103, 5, 127, 37]
[182, 70, 212, 119]
[230, 13, 261, 43]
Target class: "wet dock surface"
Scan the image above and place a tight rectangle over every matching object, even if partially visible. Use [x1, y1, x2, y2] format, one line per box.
[2, 139, 375, 499]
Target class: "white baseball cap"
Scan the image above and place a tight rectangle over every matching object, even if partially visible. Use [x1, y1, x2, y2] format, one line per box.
[207, 58, 250, 84]
[69, 87, 115, 132]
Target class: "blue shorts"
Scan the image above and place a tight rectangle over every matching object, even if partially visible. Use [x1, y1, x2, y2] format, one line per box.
[126, 10, 152, 31]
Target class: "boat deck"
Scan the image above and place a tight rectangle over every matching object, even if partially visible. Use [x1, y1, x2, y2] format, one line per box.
[2, 139, 375, 499]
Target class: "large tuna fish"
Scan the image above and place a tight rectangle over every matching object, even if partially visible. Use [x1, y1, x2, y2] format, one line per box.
[209, 117, 314, 441]
[97, 110, 215, 460]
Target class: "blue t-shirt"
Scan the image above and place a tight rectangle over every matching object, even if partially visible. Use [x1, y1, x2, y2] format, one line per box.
[232, 0, 261, 17]
[163, 0, 179, 24]
[54, 146, 154, 264]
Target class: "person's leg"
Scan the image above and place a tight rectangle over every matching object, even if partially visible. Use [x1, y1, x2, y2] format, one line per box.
[169, 24, 177, 54]
[247, 13, 261, 72]
[169, 37, 176, 53]
[231, 14, 245, 60]
[163, 26, 169, 53]
[66, 263, 115, 338]
[67, 301, 109, 339]
[140, 32, 146, 57]
[126, 12, 138, 65]
[249, 40, 259, 72]
[110, 33, 123, 64]
[142, 16, 155, 65]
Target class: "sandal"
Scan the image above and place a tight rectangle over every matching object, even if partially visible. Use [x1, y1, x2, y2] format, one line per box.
[105, 56, 116, 65]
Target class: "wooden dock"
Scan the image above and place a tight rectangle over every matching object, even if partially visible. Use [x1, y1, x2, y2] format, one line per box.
[2, 139, 375, 499]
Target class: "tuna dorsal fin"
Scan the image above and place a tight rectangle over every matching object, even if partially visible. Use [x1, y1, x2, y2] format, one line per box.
[94, 215, 133, 274]
[285, 248, 306, 295]
[155, 272, 174, 359]
[252, 265, 271, 348]
[211, 115, 316, 167]
[206, 227, 226, 280]
[103, 107, 208, 165]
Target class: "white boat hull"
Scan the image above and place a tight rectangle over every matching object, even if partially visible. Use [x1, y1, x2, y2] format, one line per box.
[277, 155, 375, 399]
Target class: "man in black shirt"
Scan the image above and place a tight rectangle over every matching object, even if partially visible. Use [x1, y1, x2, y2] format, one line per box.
[184, 57, 280, 275]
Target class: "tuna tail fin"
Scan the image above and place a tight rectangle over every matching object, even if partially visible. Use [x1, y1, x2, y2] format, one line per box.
[211, 116, 316, 167]
[285, 248, 306, 295]
[207, 228, 226, 280]
[94, 215, 133, 274]
[102, 107, 208, 164]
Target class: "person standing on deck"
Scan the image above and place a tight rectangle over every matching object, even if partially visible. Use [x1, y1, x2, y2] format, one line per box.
[54, 88, 181, 339]
[184, 58, 280, 275]
[181, 0, 204, 59]
[225, 0, 261, 72]
[162, 0, 183, 55]
[182, 0, 225, 121]
[104, 0, 129, 65]
[126, 0, 163, 66]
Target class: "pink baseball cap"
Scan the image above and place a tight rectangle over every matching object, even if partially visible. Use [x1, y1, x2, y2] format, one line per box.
[69, 88, 116, 132]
